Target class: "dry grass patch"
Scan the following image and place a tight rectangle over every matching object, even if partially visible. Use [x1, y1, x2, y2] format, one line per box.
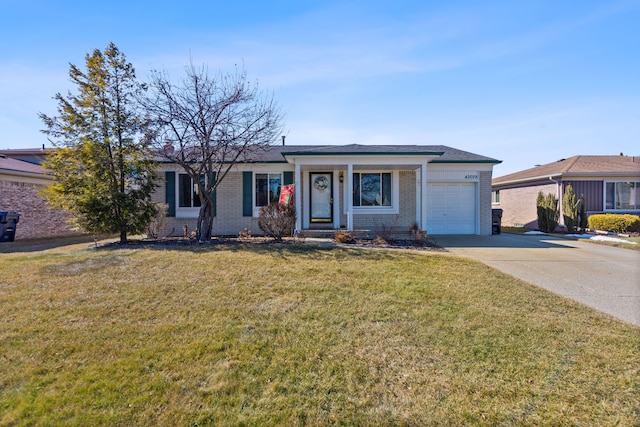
[1, 242, 638, 425]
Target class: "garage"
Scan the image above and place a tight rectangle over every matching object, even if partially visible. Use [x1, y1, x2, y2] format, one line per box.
[426, 183, 476, 234]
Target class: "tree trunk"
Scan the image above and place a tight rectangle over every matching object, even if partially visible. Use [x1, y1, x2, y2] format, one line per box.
[120, 230, 127, 244]
[197, 195, 215, 242]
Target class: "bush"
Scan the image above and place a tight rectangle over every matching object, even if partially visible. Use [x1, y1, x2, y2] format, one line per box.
[562, 185, 578, 233]
[146, 203, 168, 239]
[588, 214, 640, 233]
[258, 203, 296, 241]
[335, 230, 356, 244]
[578, 195, 588, 231]
[536, 192, 559, 232]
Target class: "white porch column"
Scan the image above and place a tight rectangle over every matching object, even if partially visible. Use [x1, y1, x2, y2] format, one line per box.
[347, 163, 353, 231]
[420, 162, 427, 230]
[295, 162, 302, 232]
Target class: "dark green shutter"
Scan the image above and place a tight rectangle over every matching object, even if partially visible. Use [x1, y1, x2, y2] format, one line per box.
[165, 171, 176, 217]
[283, 171, 294, 185]
[242, 171, 253, 216]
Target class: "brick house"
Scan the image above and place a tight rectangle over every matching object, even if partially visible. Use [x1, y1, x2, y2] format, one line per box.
[156, 144, 501, 236]
[0, 151, 79, 240]
[491, 155, 640, 229]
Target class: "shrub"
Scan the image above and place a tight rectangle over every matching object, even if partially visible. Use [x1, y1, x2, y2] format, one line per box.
[146, 203, 168, 239]
[258, 203, 296, 241]
[335, 230, 356, 244]
[588, 214, 640, 233]
[562, 185, 578, 233]
[578, 195, 588, 232]
[536, 192, 559, 232]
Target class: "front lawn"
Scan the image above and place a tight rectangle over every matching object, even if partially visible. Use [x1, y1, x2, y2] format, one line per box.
[1, 241, 638, 425]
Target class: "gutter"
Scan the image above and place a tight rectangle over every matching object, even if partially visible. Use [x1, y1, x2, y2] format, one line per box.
[492, 173, 563, 187]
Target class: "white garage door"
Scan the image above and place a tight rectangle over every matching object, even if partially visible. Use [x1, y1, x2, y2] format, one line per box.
[426, 183, 476, 234]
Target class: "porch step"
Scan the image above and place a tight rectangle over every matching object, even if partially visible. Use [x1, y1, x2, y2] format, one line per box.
[298, 229, 338, 239]
[299, 229, 375, 239]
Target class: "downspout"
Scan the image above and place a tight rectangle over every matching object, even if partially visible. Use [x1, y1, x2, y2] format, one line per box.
[549, 175, 562, 224]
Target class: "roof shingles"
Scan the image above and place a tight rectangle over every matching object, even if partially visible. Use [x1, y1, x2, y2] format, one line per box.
[493, 155, 640, 185]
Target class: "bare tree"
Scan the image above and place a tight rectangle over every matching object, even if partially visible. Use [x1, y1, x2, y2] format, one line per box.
[143, 64, 283, 241]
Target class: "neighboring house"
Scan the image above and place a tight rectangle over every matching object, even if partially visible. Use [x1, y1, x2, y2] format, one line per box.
[0, 152, 79, 240]
[491, 155, 640, 229]
[156, 144, 501, 237]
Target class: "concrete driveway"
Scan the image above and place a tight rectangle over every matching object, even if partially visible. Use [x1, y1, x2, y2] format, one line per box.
[433, 233, 640, 327]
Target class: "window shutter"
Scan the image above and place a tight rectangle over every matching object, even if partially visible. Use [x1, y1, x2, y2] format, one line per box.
[242, 171, 253, 216]
[165, 171, 176, 217]
[283, 171, 294, 186]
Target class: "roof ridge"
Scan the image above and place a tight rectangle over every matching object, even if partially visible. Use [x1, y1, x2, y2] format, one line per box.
[562, 155, 581, 172]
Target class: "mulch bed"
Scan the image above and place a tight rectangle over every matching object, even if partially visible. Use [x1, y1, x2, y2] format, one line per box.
[100, 236, 445, 251]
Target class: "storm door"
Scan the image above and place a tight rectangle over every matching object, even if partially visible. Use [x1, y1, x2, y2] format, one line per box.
[310, 172, 333, 223]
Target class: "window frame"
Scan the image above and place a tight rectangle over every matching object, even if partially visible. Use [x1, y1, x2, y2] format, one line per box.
[176, 173, 205, 218]
[604, 180, 640, 211]
[491, 190, 500, 204]
[253, 172, 283, 216]
[349, 170, 399, 214]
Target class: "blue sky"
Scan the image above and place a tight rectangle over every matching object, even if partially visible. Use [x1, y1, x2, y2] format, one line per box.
[1, 0, 638, 176]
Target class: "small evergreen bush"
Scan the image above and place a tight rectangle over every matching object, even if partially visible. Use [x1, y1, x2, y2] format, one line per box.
[562, 185, 578, 233]
[588, 214, 640, 233]
[536, 192, 559, 232]
[578, 195, 588, 232]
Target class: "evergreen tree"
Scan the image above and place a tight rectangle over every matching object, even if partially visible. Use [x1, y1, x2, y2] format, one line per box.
[544, 193, 559, 232]
[578, 195, 588, 232]
[562, 184, 578, 233]
[536, 191, 547, 232]
[39, 43, 157, 243]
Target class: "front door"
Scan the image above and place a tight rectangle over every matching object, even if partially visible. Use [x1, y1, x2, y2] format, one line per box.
[310, 172, 333, 223]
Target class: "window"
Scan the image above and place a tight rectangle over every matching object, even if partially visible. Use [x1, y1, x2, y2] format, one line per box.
[178, 174, 202, 208]
[606, 181, 639, 210]
[255, 173, 282, 207]
[353, 172, 392, 207]
[492, 190, 500, 204]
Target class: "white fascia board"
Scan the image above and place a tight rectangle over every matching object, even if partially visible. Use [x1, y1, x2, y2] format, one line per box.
[285, 154, 441, 166]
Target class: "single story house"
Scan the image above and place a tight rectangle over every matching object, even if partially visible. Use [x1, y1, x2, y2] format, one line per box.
[491, 155, 640, 229]
[156, 144, 501, 237]
[0, 151, 79, 240]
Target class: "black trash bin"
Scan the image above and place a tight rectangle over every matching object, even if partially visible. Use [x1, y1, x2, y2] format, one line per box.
[492, 208, 502, 235]
[0, 212, 20, 242]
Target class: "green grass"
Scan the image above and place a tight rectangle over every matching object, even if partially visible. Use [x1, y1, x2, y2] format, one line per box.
[1, 239, 639, 425]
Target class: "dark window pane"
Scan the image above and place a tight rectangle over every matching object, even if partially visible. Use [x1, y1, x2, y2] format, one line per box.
[353, 173, 360, 206]
[361, 173, 381, 206]
[256, 173, 268, 207]
[179, 174, 191, 207]
[269, 174, 282, 204]
[605, 183, 615, 209]
[382, 173, 391, 206]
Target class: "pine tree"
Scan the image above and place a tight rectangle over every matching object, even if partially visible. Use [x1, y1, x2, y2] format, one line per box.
[536, 191, 547, 232]
[544, 193, 559, 232]
[578, 195, 588, 232]
[562, 184, 578, 233]
[39, 43, 157, 243]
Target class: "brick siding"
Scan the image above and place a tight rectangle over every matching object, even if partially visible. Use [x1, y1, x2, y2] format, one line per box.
[494, 182, 556, 229]
[0, 180, 80, 240]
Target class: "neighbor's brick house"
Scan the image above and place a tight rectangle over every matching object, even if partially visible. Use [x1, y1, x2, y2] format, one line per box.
[0, 150, 79, 240]
[491, 155, 640, 229]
